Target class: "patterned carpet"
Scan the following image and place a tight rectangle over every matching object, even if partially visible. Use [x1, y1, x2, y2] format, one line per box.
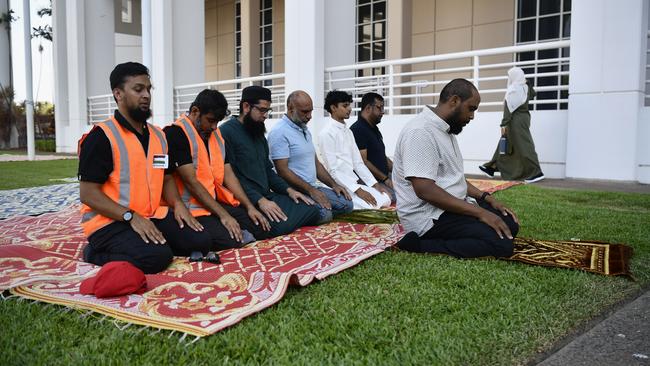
[0, 183, 79, 219]
[0, 178, 632, 337]
[0, 207, 402, 336]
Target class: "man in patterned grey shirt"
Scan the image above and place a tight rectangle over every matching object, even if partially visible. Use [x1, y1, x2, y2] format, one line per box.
[394, 79, 519, 258]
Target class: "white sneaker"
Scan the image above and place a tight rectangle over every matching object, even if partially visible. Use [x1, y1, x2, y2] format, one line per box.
[524, 173, 545, 184]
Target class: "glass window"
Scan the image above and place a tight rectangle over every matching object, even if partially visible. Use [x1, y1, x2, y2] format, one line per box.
[373, 22, 384, 40]
[121, 0, 132, 24]
[358, 24, 371, 43]
[358, 5, 371, 24]
[538, 16, 560, 39]
[516, 0, 571, 110]
[517, 20, 536, 43]
[373, 41, 385, 60]
[355, 0, 387, 63]
[358, 44, 371, 62]
[562, 14, 571, 38]
[259, 0, 273, 80]
[373, 2, 386, 21]
[539, 0, 560, 15]
[235, 0, 241, 79]
[518, 0, 537, 18]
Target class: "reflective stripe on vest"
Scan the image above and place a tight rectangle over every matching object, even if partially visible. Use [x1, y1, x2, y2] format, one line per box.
[172, 115, 239, 217]
[79, 117, 169, 236]
[211, 128, 239, 207]
[175, 116, 213, 215]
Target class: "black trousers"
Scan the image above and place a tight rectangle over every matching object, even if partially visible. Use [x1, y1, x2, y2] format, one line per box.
[418, 200, 519, 258]
[266, 192, 320, 237]
[197, 204, 272, 250]
[83, 210, 212, 274]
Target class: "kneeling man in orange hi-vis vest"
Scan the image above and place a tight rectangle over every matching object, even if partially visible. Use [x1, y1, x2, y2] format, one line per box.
[163, 89, 272, 249]
[78, 62, 212, 274]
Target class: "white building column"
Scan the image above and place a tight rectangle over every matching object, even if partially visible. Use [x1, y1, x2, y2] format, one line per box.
[54, 0, 115, 153]
[323, 0, 355, 118]
[284, 0, 326, 135]
[0, 0, 10, 88]
[172, 0, 205, 87]
[52, 0, 68, 153]
[150, 0, 173, 127]
[636, 2, 650, 184]
[565, 0, 647, 181]
[61, 0, 87, 153]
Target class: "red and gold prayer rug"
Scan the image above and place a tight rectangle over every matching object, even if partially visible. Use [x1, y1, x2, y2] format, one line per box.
[467, 178, 523, 193]
[0, 207, 403, 337]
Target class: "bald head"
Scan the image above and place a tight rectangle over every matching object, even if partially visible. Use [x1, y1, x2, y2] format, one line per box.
[286, 90, 313, 125]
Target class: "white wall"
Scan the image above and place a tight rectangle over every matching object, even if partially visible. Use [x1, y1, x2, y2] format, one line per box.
[172, 0, 204, 86]
[324, 0, 355, 69]
[115, 33, 142, 64]
[313, 110, 570, 180]
[566, 0, 647, 181]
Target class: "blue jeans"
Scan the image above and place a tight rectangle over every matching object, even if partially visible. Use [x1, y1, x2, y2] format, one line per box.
[315, 186, 353, 224]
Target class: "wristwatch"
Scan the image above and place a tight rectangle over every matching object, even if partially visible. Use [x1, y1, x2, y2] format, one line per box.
[122, 209, 134, 223]
[479, 192, 491, 201]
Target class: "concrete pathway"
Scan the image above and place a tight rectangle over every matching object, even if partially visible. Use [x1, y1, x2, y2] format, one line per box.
[538, 291, 650, 366]
[0, 153, 76, 162]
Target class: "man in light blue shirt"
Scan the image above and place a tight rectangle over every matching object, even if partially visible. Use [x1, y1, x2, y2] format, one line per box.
[268, 90, 353, 224]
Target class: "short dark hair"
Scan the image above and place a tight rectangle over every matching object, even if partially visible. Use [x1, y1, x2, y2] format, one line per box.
[190, 89, 229, 118]
[360, 92, 384, 111]
[324, 90, 352, 113]
[438, 79, 478, 103]
[109, 62, 150, 91]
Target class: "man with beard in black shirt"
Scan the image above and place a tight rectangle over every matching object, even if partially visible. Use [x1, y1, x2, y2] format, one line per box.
[219, 86, 320, 237]
[78, 62, 210, 273]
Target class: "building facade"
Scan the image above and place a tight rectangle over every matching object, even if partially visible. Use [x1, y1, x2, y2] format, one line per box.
[52, 0, 650, 183]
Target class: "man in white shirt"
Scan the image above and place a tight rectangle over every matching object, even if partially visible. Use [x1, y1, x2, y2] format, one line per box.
[318, 90, 392, 209]
[394, 79, 519, 258]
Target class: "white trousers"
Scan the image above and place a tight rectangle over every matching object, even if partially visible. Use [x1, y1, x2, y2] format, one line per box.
[352, 185, 392, 209]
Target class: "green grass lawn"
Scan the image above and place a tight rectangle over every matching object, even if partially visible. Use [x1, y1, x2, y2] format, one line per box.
[1, 181, 649, 365]
[0, 159, 78, 190]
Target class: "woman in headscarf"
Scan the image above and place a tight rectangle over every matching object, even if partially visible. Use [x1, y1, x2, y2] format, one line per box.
[479, 67, 544, 183]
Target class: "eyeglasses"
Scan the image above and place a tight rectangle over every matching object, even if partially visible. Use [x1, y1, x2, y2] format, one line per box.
[252, 105, 273, 115]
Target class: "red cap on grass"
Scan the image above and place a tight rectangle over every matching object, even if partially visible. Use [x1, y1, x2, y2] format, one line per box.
[80, 261, 147, 298]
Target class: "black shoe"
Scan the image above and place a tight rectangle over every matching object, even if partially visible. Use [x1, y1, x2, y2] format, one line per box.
[189, 251, 203, 262]
[204, 251, 221, 264]
[479, 165, 495, 177]
[524, 173, 545, 184]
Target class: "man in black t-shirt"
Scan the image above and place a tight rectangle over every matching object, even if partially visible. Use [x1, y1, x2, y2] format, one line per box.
[350, 92, 395, 203]
[78, 62, 211, 274]
[164, 89, 271, 249]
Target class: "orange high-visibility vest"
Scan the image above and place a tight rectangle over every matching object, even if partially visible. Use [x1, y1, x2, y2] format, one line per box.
[79, 117, 169, 237]
[172, 115, 240, 217]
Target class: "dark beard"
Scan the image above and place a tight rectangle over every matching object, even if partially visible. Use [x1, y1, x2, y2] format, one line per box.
[128, 105, 152, 123]
[243, 113, 266, 137]
[446, 108, 464, 135]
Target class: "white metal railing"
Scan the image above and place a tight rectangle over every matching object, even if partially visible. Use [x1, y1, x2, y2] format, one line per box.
[174, 73, 286, 119]
[87, 94, 117, 124]
[325, 40, 571, 114]
[87, 73, 286, 125]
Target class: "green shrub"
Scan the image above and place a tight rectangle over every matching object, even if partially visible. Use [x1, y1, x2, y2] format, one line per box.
[35, 138, 55, 152]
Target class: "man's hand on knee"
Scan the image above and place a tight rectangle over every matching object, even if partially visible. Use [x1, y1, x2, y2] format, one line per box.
[130, 213, 166, 244]
[477, 210, 513, 240]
